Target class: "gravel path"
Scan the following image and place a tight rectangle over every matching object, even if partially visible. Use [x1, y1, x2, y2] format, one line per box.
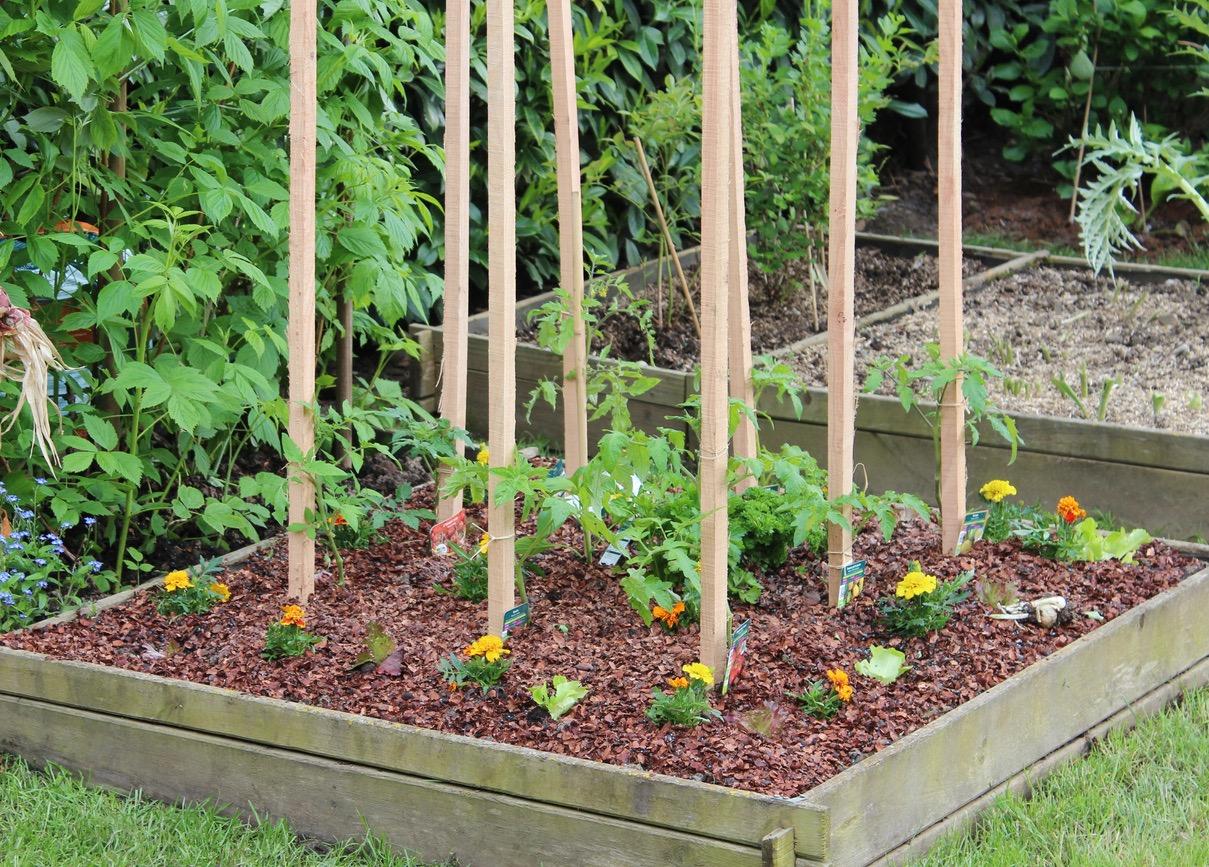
[788, 266, 1209, 435]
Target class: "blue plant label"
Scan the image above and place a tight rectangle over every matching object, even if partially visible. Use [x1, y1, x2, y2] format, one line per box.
[722, 619, 751, 695]
[954, 510, 990, 555]
[547, 459, 565, 478]
[502, 602, 530, 634]
[837, 560, 868, 608]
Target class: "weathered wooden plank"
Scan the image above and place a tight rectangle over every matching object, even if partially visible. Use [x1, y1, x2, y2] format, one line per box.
[804, 564, 1209, 867]
[762, 828, 796, 867]
[0, 696, 774, 867]
[0, 650, 828, 858]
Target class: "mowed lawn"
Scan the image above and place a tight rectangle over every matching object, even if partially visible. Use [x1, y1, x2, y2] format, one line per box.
[1, 690, 1205, 866]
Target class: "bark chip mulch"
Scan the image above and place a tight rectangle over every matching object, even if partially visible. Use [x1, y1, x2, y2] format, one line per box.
[4, 488, 1199, 798]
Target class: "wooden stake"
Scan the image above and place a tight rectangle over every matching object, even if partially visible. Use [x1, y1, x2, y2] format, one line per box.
[436, 0, 471, 523]
[633, 138, 702, 339]
[938, 0, 966, 553]
[547, 0, 589, 474]
[727, 14, 756, 492]
[287, 0, 318, 602]
[698, 0, 732, 676]
[486, 0, 517, 635]
[825, 0, 858, 607]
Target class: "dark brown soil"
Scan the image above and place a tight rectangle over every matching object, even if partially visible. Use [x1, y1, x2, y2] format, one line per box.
[519, 248, 980, 372]
[5, 486, 1197, 798]
[869, 143, 1209, 261]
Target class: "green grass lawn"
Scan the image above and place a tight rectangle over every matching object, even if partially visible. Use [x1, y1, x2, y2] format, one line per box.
[0, 756, 444, 867]
[2, 691, 1205, 866]
[915, 688, 1209, 866]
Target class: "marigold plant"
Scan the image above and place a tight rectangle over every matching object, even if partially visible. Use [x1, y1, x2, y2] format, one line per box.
[1056, 496, 1087, 524]
[878, 562, 972, 638]
[439, 633, 512, 692]
[978, 480, 1017, 503]
[791, 668, 855, 718]
[651, 600, 686, 630]
[156, 566, 229, 617]
[647, 662, 720, 727]
[263, 605, 321, 660]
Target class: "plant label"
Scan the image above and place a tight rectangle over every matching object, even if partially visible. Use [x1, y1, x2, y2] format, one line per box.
[599, 540, 630, 567]
[722, 619, 751, 695]
[837, 560, 867, 608]
[954, 510, 989, 555]
[547, 459, 565, 478]
[429, 510, 466, 556]
[502, 602, 530, 634]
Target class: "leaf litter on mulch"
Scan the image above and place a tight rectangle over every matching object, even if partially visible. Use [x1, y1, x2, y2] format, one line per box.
[3, 486, 1198, 798]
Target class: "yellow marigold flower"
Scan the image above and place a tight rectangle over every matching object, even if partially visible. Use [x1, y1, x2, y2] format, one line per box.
[825, 668, 849, 689]
[478, 533, 490, 555]
[979, 480, 1017, 503]
[896, 570, 939, 600]
[682, 662, 714, 687]
[164, 570, 192, 592]
[836, 683, 854, 702]
[1057, 495, 1087, 524]
[209, 582, 231, 603]
[280, 604, 306, 628]
[464, 634, 509, 663]
[667, 676, 689, 690]
[476, 447, 490, 466]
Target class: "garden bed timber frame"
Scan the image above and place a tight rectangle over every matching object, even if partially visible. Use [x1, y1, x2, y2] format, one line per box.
[406, 235, 1209, 540]
[0, 543, 1205, 866]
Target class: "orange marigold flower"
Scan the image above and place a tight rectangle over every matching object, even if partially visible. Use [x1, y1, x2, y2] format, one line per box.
[667, 676, 689, 690]
[825, 668, 849, 689]
[280, 604, 307, 628]
[836, 683, 854, 703]
[1056, 496, 1087, 524]
[330, 513, 348, 526]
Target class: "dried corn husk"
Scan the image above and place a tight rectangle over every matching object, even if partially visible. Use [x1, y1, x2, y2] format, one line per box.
[0, 287, 68, 468]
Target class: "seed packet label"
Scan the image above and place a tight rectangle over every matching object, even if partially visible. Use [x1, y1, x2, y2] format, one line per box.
[502, 602, 530, 634]
[429, 510, 466, 556]
[722, 619, 751, 695]
[836, 560, 868, 608]
[547, 459, 565, 478]
[954, 510, 989, 555]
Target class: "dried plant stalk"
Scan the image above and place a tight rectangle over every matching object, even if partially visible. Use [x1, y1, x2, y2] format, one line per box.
[0, 288, 68, 468]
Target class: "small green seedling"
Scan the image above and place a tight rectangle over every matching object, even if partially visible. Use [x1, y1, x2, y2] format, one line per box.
[529, 676, 589, 721]
[855, 646, 911, 685]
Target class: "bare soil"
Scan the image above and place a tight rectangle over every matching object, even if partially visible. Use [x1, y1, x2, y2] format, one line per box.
[788, 266, 1209, 435]
[4, 486, 1198, 798]
[520, 249, 979, 372]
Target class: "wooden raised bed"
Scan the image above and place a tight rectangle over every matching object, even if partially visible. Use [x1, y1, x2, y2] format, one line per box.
[406, 236, 1209, 540]
[0, 544, 1206, 866]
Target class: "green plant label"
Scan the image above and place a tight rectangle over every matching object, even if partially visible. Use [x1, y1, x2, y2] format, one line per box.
[503, 602, 531, 634]
[722, 619, 751, 695]
[837, 560, 867, 608]
[955, 510, 989, 555]
[429, 509, 466, 556]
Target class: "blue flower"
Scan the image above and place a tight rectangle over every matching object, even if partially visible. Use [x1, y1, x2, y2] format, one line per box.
[5, 494, 18, 504]
[89, 560, 103, 573]
[0, 572, 9, 582]
[5, 542, 24, 553]
[35, 580, 48, 589]
[34, 477, 47, 485]
[83, 517, 97, 527]
[21, 588, 31, 596]
[59, 520, 73, 529]
[0, 592, 13, 605]
[16, 508, 33, 520]
[33, 558, 46, 566]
